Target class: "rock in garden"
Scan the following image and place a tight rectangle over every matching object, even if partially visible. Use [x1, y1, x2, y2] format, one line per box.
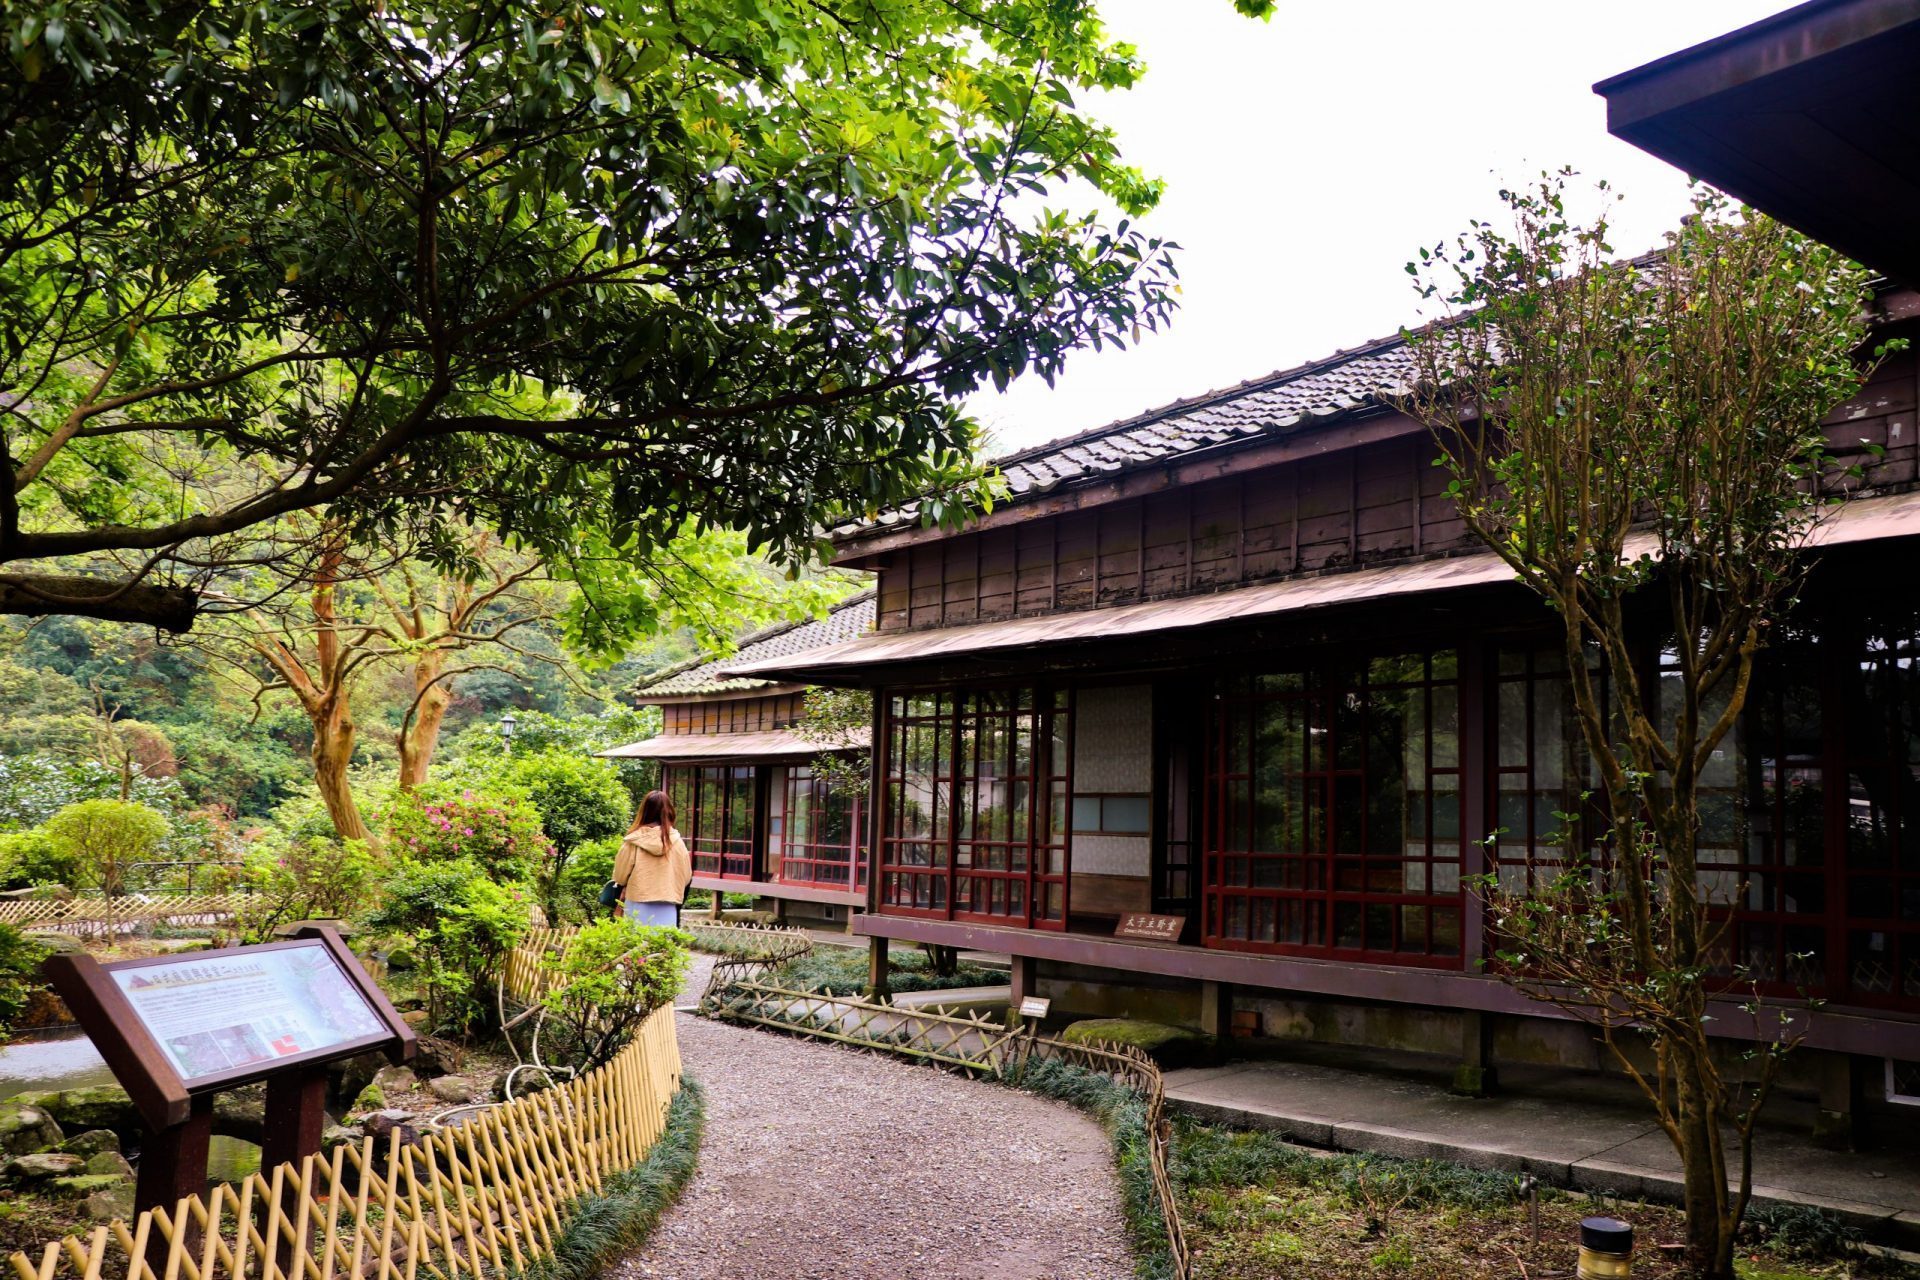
[60, 1129, 118, 1158]
[4, 1151, 85, 1184]
[51, 1173, 127, 1200]
[321, 1124, 362, 1152]
[372, 1065, 418, 1093]
[410, 1038, 459, 1078]
[22, 929, 84, 953]
[426, 1075, 481, 1104]
[332, 1049, 385, 1102]
[362, 1110, 419, 1145]
[213, 1092, 265, 1143]
[84, 1151, 134, 1181]
[0, 1102, 62, 1155]
[86, 1181, 136, 1223]
[401, 1009, 431, 1029]
[45, 1084, 140, 1135]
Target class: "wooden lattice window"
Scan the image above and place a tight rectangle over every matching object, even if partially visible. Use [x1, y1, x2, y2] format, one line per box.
[780, 766, 866, 890]
[665, 763, 756, 879]
[1202, 651, 1464, 963]
[879, 687, 1072, 929]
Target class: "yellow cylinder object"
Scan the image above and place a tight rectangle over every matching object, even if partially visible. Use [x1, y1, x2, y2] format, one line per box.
[1577, 1217, 1634, 1280]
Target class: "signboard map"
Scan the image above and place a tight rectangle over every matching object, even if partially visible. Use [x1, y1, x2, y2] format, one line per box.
[110, 942, 386, 1084]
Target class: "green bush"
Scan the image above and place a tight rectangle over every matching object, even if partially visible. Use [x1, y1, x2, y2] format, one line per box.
[42, 798, 169, 894]
[361, 858, 531, 1036]
[0, 922, 49, 1041]
[229, 836, 383, 943]
[773, 946, 1002, 996]
[537, 917, 692, 1069]
[489, 749, 630, 918]
[556, 837, 620, 923]
[0, 829, 80, 889]
[379, 786, 549, 885]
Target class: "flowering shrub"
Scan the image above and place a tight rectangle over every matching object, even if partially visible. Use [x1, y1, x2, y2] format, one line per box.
[537, 917, 691, 1069]
[380, 786, 549, 885]
[228, 835, 382, 943]
[362, 858, 531, 1036]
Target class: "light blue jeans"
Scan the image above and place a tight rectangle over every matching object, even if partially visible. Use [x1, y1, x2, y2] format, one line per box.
[625, 900, 678, 927]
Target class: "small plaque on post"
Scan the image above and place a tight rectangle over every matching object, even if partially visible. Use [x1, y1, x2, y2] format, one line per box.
[1115, 912, 1186, 942]
[1017, 996, 1051, 1020]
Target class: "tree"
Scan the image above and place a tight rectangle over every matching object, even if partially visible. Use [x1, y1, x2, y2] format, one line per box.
[489, 748, 632, 921]
[42, 797, 169, 896]
[1400, 178, 1884, 1279]
[1, 0, 1270, 633]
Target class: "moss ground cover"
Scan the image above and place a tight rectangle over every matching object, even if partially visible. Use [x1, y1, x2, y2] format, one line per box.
[1174, 1122, 1913, 1280]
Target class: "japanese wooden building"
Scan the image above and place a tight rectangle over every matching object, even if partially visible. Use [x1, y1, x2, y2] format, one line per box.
[601, 591, 874, 927]
[725, 291, 1920, 1134]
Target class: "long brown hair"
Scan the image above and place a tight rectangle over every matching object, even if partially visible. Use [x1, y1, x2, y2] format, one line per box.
[635, 789, 676, 842]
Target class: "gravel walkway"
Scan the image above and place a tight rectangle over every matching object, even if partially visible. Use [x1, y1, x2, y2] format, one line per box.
[616, 955, 1137, 1280]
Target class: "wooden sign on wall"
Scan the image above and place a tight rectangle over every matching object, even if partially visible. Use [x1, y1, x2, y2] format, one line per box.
[1114, 912, 1186, 943]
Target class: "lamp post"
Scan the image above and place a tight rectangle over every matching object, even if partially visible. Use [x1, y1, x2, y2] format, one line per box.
[499, 711, 518, 747]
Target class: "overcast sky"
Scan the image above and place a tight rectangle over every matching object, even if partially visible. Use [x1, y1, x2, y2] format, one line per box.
[967, 0, 1796, 455]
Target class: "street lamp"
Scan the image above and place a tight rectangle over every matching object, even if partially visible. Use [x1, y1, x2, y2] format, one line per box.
[499, 711, 518, 745]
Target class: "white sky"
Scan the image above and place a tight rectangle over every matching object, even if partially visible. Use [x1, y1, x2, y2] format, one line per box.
[967, 0, 1797, 455]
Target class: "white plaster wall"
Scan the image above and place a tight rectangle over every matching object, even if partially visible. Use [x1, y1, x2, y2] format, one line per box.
[1072, 685, 1153, 877]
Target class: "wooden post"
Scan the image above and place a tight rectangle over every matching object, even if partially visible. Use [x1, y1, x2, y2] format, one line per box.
[1452, 1010, 1498, 1097]
[135, 1094, 214, 1218]
[261, 1065, 331, 1174]
[1811, 1051, 1857, 1150]
[1009, 954, 1038, 1024]
[867, 935, 891, 1000]
[1199, 980, 1230, 1042]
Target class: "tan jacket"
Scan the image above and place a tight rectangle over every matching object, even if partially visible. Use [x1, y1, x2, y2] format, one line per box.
[613, 823, 692, 905]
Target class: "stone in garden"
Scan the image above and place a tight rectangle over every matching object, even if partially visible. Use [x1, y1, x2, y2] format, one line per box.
[61, 1129, 118, 1158]
[401, 1009, 431, 1028]
[86, 1180, 136, 1222]
[1058, 1018, 1217, 1068]
[321, 1124, 362, 1151]
[213, 1092, 265, 1143]
[0, 1102, 61, 1155]
[351, 1080, 386, 1113]
[410, 1038, 458, 1078]
[51, 1172, 127, 1199]
[426, 1075, 482, 1104]
[22, 929, 84, 953]
[363, 1110, 419, 1145]
[4, 1151, 85, 1184]
[84, 1151, 134, 1180]
[333, 1049, 385, 1101]
[384, 947, 417, 970]
[373, 1065, 418, 1093]
[45, 1084, 140, 1135]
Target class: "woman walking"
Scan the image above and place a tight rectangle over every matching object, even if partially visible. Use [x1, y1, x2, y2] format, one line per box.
[612, 789, 693, 926]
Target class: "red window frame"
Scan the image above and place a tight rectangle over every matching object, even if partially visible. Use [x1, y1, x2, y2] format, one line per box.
[878, 687, 1073, 930]
[664, 763, 756, 879]
[1201, 652, 1465, 966]
[779, 765, 867, 891]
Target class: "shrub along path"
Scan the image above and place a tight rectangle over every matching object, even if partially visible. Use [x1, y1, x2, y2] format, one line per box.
[615, 955, 1137, 1280]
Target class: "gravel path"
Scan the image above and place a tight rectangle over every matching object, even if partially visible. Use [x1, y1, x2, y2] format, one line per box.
[616, 955, 1137, 1280]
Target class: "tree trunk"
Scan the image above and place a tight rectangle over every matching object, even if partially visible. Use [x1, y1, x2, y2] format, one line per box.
[397, 657, 452, 790]
[1676, 1055, 1736, 1279]
[312, 697, 375, 846]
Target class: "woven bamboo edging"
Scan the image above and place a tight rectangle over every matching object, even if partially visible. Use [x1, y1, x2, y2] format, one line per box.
[695, 927, 1193, 1279]
[0, 894, 254, 932]
[9, 949, 682, 1280]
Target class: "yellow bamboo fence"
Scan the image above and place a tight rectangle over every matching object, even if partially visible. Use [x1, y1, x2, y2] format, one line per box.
[9, 941, 683, 1280]
[0, 894, 254, 932]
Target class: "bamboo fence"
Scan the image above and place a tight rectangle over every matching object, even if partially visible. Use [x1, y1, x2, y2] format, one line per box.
[9, 936, 684, 1280]
[695, 927, 1193, 1279]
[0, 894, 253, 933]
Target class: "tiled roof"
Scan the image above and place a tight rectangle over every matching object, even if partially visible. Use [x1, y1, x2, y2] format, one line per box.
[833, 331, 1418, 538]
[631, 590, 876, 699]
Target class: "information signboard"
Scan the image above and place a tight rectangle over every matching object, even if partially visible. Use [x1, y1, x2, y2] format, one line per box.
[1114, 912, 1186, 942]
[110, 941, 390, 1088]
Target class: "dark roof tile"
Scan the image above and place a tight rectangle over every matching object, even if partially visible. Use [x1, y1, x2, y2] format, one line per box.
[631, 590, 876, 699]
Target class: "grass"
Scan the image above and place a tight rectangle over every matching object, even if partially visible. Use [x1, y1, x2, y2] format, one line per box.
[1171, 1120, 1915, 1280]
[518, 1077, 705, 1280]
[773, 945, 1003, 996]
[999, 1056, 1180, 1280]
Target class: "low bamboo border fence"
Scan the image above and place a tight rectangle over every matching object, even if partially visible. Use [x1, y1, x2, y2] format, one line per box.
[0, 894, 253, 933]
[694, 926, 1193, 1279]
[9, 940, 683, 1280]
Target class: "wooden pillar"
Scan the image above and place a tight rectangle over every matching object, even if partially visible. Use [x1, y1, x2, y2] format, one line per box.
[1811, 1052, 1858, 1151]
[134, 1094, 214, 1219]
[867, 935, 891, 1000]
[261, 1065, 330, 1175]
[1452, 1010, 1498, 1097]
[1008, 954, 1038, 1024]
[1199, 980, 1230, 1041]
